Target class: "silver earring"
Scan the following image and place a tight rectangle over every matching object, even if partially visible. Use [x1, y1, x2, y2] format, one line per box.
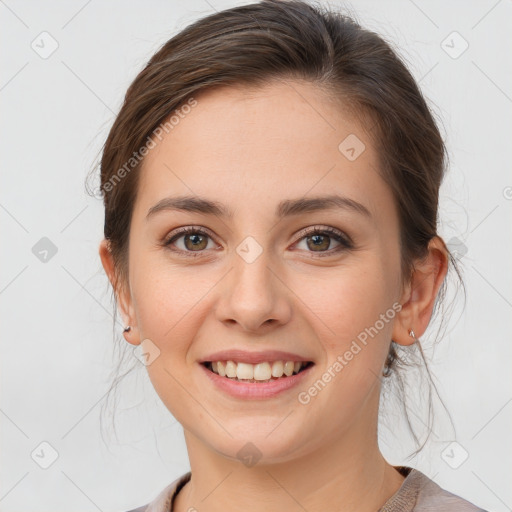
[408, 329, 417, 340]
[123, 326, 131, 333]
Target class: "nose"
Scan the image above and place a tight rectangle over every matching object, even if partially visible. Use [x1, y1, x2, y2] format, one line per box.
[215, 249, 292, 333]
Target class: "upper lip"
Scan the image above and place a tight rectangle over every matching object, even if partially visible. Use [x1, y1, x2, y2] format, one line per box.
[199, 349, 314, 365]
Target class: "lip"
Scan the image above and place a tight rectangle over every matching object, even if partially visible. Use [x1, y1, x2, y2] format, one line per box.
[198, 349, 313, 365]
[199, 361, 315, 399]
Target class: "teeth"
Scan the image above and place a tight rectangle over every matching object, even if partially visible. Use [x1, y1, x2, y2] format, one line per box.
[208, 360, 308, 380]
[236, 362, 253, 380]
[253, 362, 271, 381]
[225, 360, 237, 378]
[283, 361, 294, 376]
[271, 361, 284, 377]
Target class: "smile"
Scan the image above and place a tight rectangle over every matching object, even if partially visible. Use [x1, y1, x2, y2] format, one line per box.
[200, 358, 315, 399]
[202, 360, 314, 382]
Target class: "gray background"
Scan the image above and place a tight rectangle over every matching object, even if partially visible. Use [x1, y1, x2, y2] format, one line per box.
[1, 1, 510, 511]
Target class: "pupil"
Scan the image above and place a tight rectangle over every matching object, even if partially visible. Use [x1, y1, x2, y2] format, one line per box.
[186, 233, 206, 250]
[309, 234, 329, 251]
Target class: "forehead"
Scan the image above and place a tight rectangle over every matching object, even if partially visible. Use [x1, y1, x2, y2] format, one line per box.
[135, 79, 395, 225]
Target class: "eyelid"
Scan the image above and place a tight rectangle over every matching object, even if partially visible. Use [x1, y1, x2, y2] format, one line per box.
[163, 224, 353, 256]
[163, 225, 219, 247]
[293, 225, 353, 246]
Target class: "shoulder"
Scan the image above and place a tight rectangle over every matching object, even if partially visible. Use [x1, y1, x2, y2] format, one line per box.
[409, 468, 489, 512]
[380, 467, 488, 512]
[123, 472, 192, 512]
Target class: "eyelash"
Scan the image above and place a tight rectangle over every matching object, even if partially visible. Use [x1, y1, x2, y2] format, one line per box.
[163, 225, 353, 258]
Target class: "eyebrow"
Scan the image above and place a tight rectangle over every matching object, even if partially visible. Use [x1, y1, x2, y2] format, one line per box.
[146, 194, 372, 221]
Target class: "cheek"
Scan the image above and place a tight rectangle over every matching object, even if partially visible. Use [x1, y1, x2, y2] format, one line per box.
[291, 262, 398, 425]
[291, 253, 399, 386]
[129, 253, 203, 361]
[129, 259, 207, 422]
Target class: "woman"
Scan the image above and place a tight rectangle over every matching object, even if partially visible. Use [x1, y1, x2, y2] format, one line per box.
[97, 1, 488, 510]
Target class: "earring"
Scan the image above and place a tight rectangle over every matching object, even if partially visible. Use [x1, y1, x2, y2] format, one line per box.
[408, 329, 417, 341]
[123, 326, 131, 333]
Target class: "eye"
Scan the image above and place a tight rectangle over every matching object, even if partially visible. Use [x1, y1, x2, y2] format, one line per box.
[163, 226, 217, 256]
[293, 226, 353, 257]
[163, 225, 353, 258]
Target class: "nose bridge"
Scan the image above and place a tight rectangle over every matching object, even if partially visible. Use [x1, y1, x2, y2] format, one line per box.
[238, 241, 271, 282]
[216, 234, 291, 331]
[232, 240, 275, 308]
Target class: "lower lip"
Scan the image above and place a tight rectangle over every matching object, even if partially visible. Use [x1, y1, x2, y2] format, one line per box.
[200, 363, 314, 399]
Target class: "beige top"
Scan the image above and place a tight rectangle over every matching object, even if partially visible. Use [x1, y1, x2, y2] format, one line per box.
[125, 466, 488, 512]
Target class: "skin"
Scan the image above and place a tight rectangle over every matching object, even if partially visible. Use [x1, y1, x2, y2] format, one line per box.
[99, 79, 448, 512]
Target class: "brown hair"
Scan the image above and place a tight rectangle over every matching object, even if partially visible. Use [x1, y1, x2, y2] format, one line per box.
[88, 0, 463, 455]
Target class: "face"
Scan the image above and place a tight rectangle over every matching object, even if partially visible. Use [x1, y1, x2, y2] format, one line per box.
[112, 80, 408, 463]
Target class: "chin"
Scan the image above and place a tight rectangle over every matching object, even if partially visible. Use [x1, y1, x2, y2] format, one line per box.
[203, 423, 312, 466]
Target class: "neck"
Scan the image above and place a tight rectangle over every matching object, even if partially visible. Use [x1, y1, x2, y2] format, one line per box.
[174, 415, 405, 512]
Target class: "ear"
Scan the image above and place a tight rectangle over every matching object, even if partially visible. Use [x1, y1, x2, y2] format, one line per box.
[98, 238, 140, 346]
[392, 236, 449, 346]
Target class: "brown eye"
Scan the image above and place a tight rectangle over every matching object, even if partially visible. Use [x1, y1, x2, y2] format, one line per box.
[182, 232, 208, 251]
[295, 227, 353, 256]
[164, 227, 216, 255]
[306, 233, 331, 251]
